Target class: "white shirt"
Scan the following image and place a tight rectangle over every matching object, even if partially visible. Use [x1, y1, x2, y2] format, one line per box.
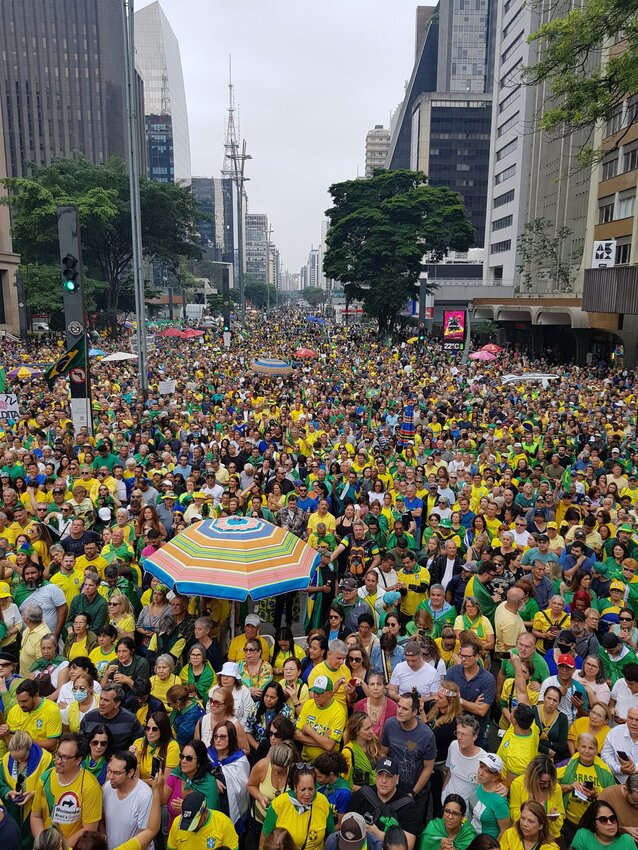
[374, 566, 399, 590]
[611, 679, 638, 721]
[601, 723, 638, 783]
[441, 557, 456, 588]
[103, 777, 153, 850]
[445, 741, 486, 798]
[390, 659, 441, 698]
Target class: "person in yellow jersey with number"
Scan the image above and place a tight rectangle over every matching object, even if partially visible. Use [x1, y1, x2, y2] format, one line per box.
[3, 680, 62, 753]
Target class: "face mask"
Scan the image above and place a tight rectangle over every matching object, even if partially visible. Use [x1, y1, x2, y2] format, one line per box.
[558, 644, 572, 654]
[73, 689, 88, 702]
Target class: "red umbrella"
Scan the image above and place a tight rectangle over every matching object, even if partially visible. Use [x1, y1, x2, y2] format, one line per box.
[159, 328, 184, 338]
[469, 350, 497, 361]
[481, 343, 503, 354]
[181, 329, 204, 338]
[295, 347, 317, 358]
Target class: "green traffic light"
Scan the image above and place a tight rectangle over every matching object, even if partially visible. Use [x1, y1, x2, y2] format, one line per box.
[63, 279, 78, 293]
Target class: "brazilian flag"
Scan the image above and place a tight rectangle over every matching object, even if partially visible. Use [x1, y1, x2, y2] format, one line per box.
[44, 335, 86, 390]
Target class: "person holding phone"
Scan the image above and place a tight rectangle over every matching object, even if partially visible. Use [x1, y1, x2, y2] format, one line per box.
[557, 732, 616, 847]
[601, 706, 638, 783]
[0, 730, 51, 850]
[130, 710, 179, 786]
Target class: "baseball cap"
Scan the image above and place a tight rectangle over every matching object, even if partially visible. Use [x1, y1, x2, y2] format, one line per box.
[339, 814, 368, 850]
[245, 614, 261, 627]
[439, 518, 453, 529]
[463, 560, 479, 573]
[557, 654, 576, 668]
[612, 447, 621, 453]
[479, 753, 503, 773]
[375, 757, 399, 776]
[179, 790, 206, 832]
[533, 509, 545, 517]
[571, 610, 586, 622]
[573, 530, 587, 540]
[0, 582, 11, 600]
[309, 675, 333, 694]
[383, 591, 401, 605]
[537, 534, 549, 542]
[619, 524, 635, 534]
[340, 576, 358, 591]
[97, 507, 112, 522]
[547, 521, 558, 529]
[610, 580, 626, 591]
[162, 492, 177, 500]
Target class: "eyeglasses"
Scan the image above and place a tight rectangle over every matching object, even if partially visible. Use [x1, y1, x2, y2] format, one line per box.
[108, 601, 120, 607]
[179, 753, 195, 762]
[459, 653, 475, 659]
[144, 725, 159, 731]
[295, 762, 313, 771]
[209, 699, 223, 707]
[245, 647, 258, 653]
[620, 616, 633, 621]
[54, 753, 79, 763]
[443, 809, 462, 817]
[596, 815, 618, 825]
[213, 733, 228, 740]
[92, 739, 108, 747]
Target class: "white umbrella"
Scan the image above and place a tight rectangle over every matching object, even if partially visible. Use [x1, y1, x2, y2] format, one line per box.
[101, 351, 138, 362]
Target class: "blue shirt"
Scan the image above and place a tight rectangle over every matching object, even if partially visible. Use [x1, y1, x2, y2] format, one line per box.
[445, 664, 496, 737]
[404, 496, 424, 528]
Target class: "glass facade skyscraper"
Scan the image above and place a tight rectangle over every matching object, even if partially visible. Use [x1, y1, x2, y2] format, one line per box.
[135, 1, 191, 183]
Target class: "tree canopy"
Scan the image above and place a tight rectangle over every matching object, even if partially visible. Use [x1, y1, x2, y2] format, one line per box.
[1, 153, 201, 329]
[524, 0, 638, 163]
[323, 169, 473, 332]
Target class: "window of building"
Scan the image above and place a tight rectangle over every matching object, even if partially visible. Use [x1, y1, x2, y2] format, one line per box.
[606, 109, 623, 137]
[494, 189, 515, 208]
[617, 195, 635, 219]
[623, 146, 638, 173]
[598, 201, 614, 224]
[616, 242, 631, 264]
[501, 32, 524, 63]
[492, 214, 513, 231]
[490, 239, 512, 254]
[496, 138, 518, 161]
[498, 85, 521, 114]
[497, 112, 519, 137]
[495, 164, 516, 184]
[602, 157, 618, 180]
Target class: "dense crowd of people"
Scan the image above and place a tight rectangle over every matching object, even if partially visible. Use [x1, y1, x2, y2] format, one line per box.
[0, 310, 636, 850]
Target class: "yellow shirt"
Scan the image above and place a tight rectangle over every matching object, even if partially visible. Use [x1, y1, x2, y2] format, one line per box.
[227, 633, 270, 663]
[167, 808, 239, 850]
[397, 566, 431, 616]
[7, 697, 62, 742]
[307, 512, 337, 535]
[32, 765, 103, 839]
[497, 724, 540, 779]
[68, 635, 90, 661]
[150, 673, 182, 711]
[308, 661, 350, 710]
[111, 614, 136, 635]
[132, 736, 180, 780]
[556, 756, 615, 825]
[295, 697, 347, 762]
[50, 569, 83, 606]
[508, 772, 564, 838]
[89, 644, 118, 677]
[499, 827, 558, 850]
[75, 554, 109, 580]
[567, 717, 610, 754]
[532, 609, 571, 651]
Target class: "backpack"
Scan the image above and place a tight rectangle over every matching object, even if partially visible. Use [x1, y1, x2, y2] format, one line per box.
[358, 785, 412, 827]
[348, 543, 368, 576]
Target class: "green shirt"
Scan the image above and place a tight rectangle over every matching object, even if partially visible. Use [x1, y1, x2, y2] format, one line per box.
[501, 650, 550, 684]
[571, 829, 634, 850]
[469, 785, 510, 838]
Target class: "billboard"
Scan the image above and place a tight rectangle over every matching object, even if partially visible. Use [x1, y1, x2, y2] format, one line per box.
[443, 310, 465, 342]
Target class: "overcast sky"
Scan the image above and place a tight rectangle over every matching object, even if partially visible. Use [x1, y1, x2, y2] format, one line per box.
[137, 0, 421, 273]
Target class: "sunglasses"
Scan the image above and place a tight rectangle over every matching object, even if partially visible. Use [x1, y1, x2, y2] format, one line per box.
[620, 617, 633, 621]
[209, 699, 223, 707]
[295, 762, 313, 770]
[92, 739, 108, 747]
[144, 725, 159, 731]
[596, 815, 617, 824]
[179, 753, 195, 762]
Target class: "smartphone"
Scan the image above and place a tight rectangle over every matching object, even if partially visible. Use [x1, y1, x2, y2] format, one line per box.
[151, 756, 164, 777]
[502, 651, 510, 660]
[548, 812, 561, 819]
[618, 751, 629, 761]
[584, 780, 594, 790]
[349, 678, 357, 687]
[14, 773, 25, 803]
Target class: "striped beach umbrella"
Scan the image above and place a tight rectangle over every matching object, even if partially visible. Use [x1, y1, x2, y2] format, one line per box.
[251, 357, 294, 375]
[143, 516, 319, 601]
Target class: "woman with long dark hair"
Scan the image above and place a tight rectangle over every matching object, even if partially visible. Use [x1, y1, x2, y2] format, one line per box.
[207, 720, 251, 832]
[245, 681, 292, 753]
[162, 738, 220, 831]
[131, 710, 179, 784]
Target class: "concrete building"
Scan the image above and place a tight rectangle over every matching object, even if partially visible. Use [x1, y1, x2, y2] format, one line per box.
[301, 247, 320, 290]
[0, 0, 145, 179]
[581, 36, 638, 366]
[365, 125, 391, 178]
[0, 106, 20, 337]
[135, 1, 191, 184]
[474, 0, 602, 361]
[245, 213, 269, 286]
[387, 2, 496, 247]
[191, 177, 237, 270]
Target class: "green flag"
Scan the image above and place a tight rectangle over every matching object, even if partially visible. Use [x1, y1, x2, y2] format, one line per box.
[0, 367, 6, 393]
[44, 335, 86, 390]
[561, 466, 572, 493]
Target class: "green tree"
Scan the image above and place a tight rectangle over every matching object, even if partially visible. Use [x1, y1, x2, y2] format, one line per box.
[524, 0, 638, 164]
[1, 153, 201, 330]
[324, 169, 473, 332]
[303, 286, 326, 307]
[243, 275, 278, 309]
[516, 218, 579, 294]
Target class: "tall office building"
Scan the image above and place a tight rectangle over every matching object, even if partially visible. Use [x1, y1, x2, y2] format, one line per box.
[191, 177, 237, 268]
[365, 126, 391, 178]
[0, 105, 20, 335]
[387, 2, 496, 246]
[483, 0, 590, 291]
[245, 213, 269, 285]
[0, 0, 145, 179]
[135, 1, 191, 184]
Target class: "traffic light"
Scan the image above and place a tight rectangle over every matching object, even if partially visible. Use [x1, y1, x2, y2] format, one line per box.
[223, 318, 230, 333]
[61, 253, 79, 293]
[418, 323, 426, 343]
